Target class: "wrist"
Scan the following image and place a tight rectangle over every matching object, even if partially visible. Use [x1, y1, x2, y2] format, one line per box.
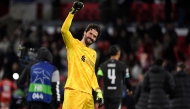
[96, 89, 101, 93]
[69, 7, 77, 14]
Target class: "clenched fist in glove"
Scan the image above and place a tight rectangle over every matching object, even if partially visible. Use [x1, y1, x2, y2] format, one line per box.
[96, 89, 104, 108]
[70, 1, 84, 14]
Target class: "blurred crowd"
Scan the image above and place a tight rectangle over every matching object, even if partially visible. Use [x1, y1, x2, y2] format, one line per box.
[1, 18, 190, 109]
[1, 0, 190, 109]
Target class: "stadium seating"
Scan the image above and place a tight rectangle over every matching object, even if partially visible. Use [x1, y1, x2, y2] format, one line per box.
[59, 2, 178, 22]
[60, 3, 100, 21]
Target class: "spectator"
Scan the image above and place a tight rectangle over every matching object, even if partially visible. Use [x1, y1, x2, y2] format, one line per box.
[143, 33, 153, 55]
[0, 77, 17, 109]
[147, 19, 163, 43]
[130, 32, 140, 53]
[170, 62, 190, 109]
[153, 40, 163, 59]
[128, 52, 143, 80]
[162, 33, 177, 65]
[117, 28, 132, 53]
[142, 58, 175, 109]
[0, 37, 10, 53]
[2, 46, 18, 81]
[165, 23, 177, 46]
[136, 21, 146, 40]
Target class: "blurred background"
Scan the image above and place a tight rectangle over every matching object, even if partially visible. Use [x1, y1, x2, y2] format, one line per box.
[1, 0, 190, 109]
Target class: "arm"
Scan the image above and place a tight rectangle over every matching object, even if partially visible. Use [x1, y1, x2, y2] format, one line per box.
[61, 2, 84, 48]
[124, 68, 132, 95]
[17, 63, 32, 86]
[61, 13, 75, 48]
[51, 69, 61, 108]
[97, 68, 103, 86]
[92, 70, 104, 108]
[94, 67, 104, 108]
[125, 78, 132, 92]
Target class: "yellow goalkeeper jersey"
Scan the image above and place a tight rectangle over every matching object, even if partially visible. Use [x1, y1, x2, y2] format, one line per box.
[61, 13, 99, 94]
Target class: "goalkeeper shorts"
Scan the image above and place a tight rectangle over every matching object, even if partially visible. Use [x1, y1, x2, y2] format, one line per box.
[62, 88, 94, 109]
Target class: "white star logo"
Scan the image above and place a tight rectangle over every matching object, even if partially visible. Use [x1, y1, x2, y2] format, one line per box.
[32, 68, 50, 84]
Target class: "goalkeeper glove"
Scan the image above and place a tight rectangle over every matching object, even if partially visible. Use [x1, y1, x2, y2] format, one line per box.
[70, 1, 84, 14]
[96, 89, 104, 108]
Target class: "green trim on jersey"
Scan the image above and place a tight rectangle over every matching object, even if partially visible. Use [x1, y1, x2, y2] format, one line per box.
[28, 83, 52, 95]
[124, 75, 130, 78]
[124, 68, 130, 78]
[97, 69, 103, 76]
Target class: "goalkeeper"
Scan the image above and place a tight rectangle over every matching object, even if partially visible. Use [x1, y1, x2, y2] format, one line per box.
[61, 1, 103, 109]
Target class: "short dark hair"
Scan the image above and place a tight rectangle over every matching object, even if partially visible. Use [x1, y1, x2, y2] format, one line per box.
[108, 45, 120, 56]
[155, 58, 163, 66]
[85, 23, 101, 37]
[177, 62, 186, 70]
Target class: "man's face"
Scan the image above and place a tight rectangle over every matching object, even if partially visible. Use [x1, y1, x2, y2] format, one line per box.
[83, 29, 98, 46]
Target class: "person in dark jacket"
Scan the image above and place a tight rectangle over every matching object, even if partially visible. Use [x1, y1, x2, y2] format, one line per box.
[133, 75, 149, 109]
[18, 47, 61, 109]
[170, 62, 190, 109]
[142, 58, 175, 109]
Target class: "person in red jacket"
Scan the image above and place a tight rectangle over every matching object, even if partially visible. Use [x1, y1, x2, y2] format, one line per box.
[0, 77, 17, 109]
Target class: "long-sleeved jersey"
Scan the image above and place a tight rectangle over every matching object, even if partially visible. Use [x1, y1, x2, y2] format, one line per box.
[61, 13, 99, 94]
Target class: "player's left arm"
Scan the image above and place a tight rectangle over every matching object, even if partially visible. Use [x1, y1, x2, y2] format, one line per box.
[17, 62, 33, 86]
[96, 67, 103, 85]
[91, 53, 100, 90]
[124, 67, 132, 96]
[92, 68, 104, 107]
[91, 53, 104, 108]
[51, 67, 61, 108]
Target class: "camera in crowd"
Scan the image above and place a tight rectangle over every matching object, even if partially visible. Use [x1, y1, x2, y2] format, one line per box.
[17, 45, 38, 66]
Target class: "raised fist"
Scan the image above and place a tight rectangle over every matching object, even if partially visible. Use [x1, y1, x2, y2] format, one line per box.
[73, 1, 84, 11]
[70, 1, 84, 14]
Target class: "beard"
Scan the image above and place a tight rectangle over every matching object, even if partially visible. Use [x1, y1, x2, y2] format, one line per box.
[84, 37, 94, 46]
